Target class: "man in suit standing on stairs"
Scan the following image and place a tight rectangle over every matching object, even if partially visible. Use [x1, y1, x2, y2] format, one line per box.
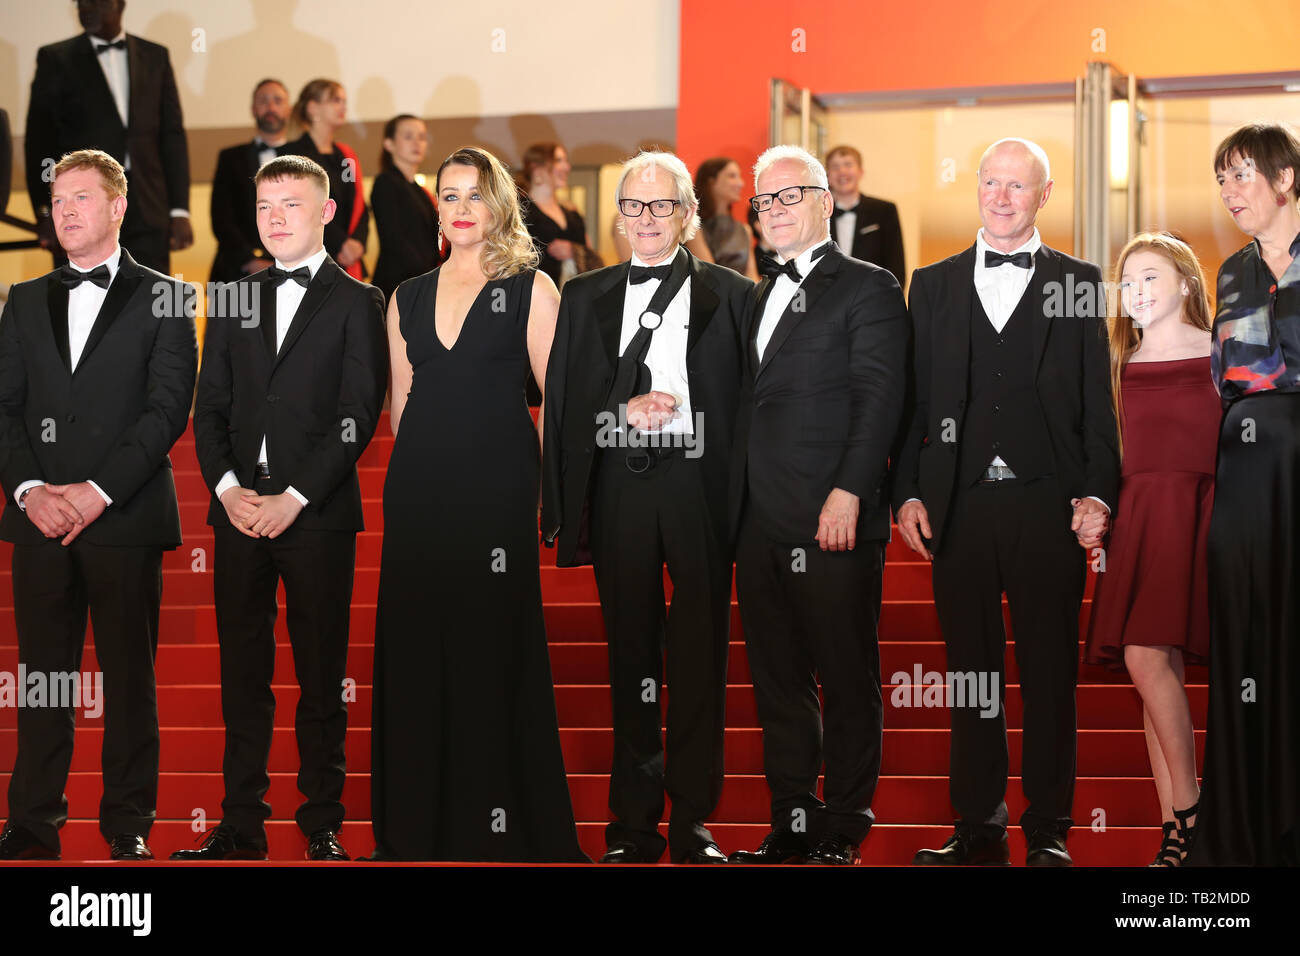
[25, 0, 193, 275]
[177, 155, 386, 862]
[826, 145, 906, 287]
[542, 150, 751, 864]
[0, 149, 197, 861]
[727, 145, 908, 866]
[893, 138, 1119, 866]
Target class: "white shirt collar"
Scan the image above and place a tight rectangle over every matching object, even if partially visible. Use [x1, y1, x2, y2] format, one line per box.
[629, 245, 680, 270]
[275, 247, 329, 277]
[975, 227, 1041, 264]
[70, 245, 122, 280]
[777, 237, 832, 273]
[89, 31, 127, 46]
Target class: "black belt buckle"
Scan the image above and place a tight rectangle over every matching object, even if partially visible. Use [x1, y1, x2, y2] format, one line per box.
[624, 450, 653, 474]
[254, 462, 271, 480]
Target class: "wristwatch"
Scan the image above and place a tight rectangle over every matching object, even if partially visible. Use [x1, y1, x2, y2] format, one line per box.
[18, 487, 34, 510]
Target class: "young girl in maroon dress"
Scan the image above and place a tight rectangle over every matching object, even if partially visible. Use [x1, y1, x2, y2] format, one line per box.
[1084, 233, 1219, 866]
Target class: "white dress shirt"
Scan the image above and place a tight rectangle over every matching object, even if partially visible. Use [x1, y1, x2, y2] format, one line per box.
[213, 248, 329, 505]
[834, 202, 857, 253]
[755, 239, 829, 361]
[15, 249, 123, 509]
[618, 247, 694, 435]
[89, 32, 188, 218]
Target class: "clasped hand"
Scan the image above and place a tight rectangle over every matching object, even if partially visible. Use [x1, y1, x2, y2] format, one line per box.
[220, 487, 303, 539]
[626, 391, 679, 431]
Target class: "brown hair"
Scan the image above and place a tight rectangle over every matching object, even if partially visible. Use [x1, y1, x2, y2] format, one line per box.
[292, 79, 342, 129]
[1213, 122, 1300, 201]
[694, 157, 735, 221]
[437, 146, 538, 279]
[380, 113, 421, 174]
[53, 149, 127, 200]
[254, 154, 330, 198]
[825, 144, 863, 167]
[519, 142, 561, 191]
[1108, 232, 1213, 454]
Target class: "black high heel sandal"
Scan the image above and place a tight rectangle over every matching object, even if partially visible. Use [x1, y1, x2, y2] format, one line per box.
[1172, 800, 1199, 861]
[1148, 821, 1182, 867]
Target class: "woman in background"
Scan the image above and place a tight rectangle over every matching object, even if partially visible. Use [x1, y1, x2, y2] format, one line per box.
[1083, 233, 1217, 866]
[694, 157, 759, 280]
[1189, 122, 1300, 866]
[371, 113, 439, 299]
[520, 142, 588, 287]
[284, 79, 369, 279]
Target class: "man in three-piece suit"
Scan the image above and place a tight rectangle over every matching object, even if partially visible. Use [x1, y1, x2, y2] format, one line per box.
[177, 155, 387, 862]
[25, 0, 192, 274]
[209, 78, 292, 283]
[0, 149, 197, 861]
[728, 145, 908, 866]
[826, 145, 906, 288]
[894, 138, 1119, 867]
[542, 150, 751, 864]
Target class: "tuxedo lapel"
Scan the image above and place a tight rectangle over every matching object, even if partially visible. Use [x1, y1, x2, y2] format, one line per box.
[125, 34, 145, 129]
[1029, 246, 1061, 377]
[756, 249, 842, 380]
[45, 273, 73, 374]
[273, 259, 338, 369]
[936, 246, 976, 386]
[76, 249, 144, 373]
[593, 263, 629, 364]
[75, 35, 123, 130]
[748, 278, 774, 376]
[685, 257, 719, 354]
[257, 275, 277, 360]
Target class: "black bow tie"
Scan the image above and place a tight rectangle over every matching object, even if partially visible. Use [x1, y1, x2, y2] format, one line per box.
[95, 39, 127, 54]
[629, 263, 672, 285]
[60, 264, 112, 290]
[984, 250, 1033, 269]
[268, 266, 311, 288]
[766, 241, 832, 283]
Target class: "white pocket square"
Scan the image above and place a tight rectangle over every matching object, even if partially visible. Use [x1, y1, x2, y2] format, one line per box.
[859, 223, 881, 234]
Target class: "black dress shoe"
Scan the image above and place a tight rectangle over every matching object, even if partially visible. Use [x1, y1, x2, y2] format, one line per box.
[306, 828, 349, 861]
[913, 829, 1010, 866]
[169, 824, 267, 861]
[109, 834, 153, 860]
[1025, 830, 1072, 867]
[599, 841, 647, 863]
[806, 833, 860, 865]
[727, 829, 809, 864]
[0, 822, 59, 860]
[677, 842, 728, 864]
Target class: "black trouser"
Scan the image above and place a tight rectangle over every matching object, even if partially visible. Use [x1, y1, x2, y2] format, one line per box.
[213, 492, 356, 845]
[734, 508, 884, 845]
[589, 450, 730, 861]
[6, 539, 163, 851]
[931, 478, 1085, 839]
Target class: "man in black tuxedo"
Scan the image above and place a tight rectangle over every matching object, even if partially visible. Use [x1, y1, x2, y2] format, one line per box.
[209, 79, 291, 283]
[826, 145, 906, 287]
[894, 138, 1119, 867]
[727, 145, 908, 866]
[0, 149, 197, 861]
[176, 155, 387, 862]
[25, 0, 192, 274]
[542, 150, 751, 864]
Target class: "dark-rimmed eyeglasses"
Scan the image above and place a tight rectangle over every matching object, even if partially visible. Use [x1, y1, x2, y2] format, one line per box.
[617, 198, 681, 218]
[750, 185, 826, 213]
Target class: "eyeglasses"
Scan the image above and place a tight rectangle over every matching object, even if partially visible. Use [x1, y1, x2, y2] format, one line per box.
[750, 185, 826, 213]
[617, 198, 681, 218]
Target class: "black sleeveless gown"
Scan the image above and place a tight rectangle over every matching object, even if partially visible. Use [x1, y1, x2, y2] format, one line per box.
[369, 266, 587, 861]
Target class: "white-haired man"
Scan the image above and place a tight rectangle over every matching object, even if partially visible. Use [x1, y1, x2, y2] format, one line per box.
[727, 145, 908, 865]
[542, 150, 753, 863]
[893, 138, 1119, 866]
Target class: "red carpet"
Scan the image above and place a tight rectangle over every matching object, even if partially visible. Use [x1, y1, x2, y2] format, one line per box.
[0, 413, 1204, 863]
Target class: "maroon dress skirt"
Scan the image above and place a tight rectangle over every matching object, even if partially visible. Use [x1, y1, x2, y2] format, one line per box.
[1085, 357, 1221, 667]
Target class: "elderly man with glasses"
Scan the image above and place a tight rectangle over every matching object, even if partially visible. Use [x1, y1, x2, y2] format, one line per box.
[542, 150, 753, 863]
[727, 145, 908, 865]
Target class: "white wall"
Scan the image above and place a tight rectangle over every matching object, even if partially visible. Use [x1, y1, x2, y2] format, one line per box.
[0, 0, 679, 127]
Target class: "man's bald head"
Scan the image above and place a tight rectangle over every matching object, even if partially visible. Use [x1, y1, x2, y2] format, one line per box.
[978, 138, 1051, 187]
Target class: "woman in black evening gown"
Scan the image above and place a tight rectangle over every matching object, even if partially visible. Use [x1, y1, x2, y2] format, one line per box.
[368, 146, 587, 862]
[371, 114, 441, 300]
[1189, 123, 1300, 866]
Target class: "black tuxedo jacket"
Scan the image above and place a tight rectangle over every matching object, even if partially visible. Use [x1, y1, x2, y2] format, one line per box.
[0, 248, 197, 547]
[541, 250, 752, 567]
[193, 259, 388, 532]
[210, 140, 274, 283]
[831, 193, 905, 286]
[729, 244, 909, 546]
[890, 243, 1120, 553]
[25, 33, 189, 232]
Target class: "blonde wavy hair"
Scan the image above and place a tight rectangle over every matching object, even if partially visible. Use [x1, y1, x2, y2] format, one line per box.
[436, 147, 538, 279]
[1108, 232, 1212, 455]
